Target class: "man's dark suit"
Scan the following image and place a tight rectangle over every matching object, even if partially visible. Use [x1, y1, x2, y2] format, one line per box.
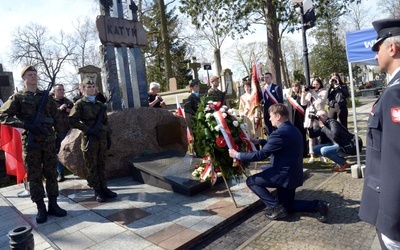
[359, 70, 400, 242]
[239, 121, 319, 213]
[263, 84, 283, 135]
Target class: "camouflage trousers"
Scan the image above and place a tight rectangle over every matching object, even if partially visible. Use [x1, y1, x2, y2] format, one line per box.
[22, 139, 59, 202]
[81, 135, 107, 190]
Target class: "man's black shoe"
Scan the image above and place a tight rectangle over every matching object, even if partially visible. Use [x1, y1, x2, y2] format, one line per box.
[265, 205, 288, 220]
[317, 201, 330, 222]
[57, 174, 65, 182]
[102, 186, 118, 198]
[94, 189, 107, 202]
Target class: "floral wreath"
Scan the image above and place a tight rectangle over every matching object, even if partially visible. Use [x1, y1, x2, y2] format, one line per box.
[191, 97, 255, 183]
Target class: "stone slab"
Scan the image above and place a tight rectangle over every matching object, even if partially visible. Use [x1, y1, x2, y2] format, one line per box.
[130, 150, 217, 196]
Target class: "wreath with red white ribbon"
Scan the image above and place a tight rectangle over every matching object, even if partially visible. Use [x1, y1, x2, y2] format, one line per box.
[191, 97, 253, 183]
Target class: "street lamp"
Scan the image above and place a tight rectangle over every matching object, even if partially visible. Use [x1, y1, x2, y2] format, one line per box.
[291, 0, 315, 88]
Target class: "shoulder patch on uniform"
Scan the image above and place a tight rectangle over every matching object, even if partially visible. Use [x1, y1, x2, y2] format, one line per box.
[391, 107, 400, 123]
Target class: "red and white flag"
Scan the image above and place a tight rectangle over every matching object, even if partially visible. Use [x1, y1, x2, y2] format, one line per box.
[176, 95, 192, 143]
[249, 59, 263, 129]
[0, 125, 25, 184]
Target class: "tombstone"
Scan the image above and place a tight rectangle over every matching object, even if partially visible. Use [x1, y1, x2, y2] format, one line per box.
[0, 64, 15, 102]
[77, 65, 103, 93]
[220, 69, 236, 108]
[169, 77, 177, 91]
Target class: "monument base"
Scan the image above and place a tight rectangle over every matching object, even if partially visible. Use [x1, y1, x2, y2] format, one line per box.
[130, 150, 220, 196]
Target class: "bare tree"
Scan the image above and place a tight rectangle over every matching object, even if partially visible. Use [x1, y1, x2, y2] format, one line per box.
[10, 23, 75, 87]
[71, 17, 101, 69]
[224, 41, 268, 78]
[379, 0, 400, 18]
[342, 1, 372, 31]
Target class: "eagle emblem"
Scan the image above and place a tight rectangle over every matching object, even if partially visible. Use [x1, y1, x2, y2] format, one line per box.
[391, 107, 400, 123]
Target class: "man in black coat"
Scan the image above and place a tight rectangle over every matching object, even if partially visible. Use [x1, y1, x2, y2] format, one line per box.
[308, 110, 353, 172]
[359, 18, 400, 249]
[229, 104, 329, 222]
[262, 73, 283, 136]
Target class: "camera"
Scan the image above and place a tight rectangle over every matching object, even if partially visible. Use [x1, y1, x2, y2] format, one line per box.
[308, 114, 320, 120]
[157, 96, 163, 101]
[331, 79, 337, 85]
[304, 86, 315, 92]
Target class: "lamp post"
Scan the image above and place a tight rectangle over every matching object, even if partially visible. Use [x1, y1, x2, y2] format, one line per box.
[291, 0, 314, 88]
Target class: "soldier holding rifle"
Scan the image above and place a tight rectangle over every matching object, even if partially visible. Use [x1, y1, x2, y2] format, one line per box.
[0, 66, 67, 224]
[69, 78, 116, 202]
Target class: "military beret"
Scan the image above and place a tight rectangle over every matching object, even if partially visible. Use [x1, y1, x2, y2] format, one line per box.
[210, 75, 220, 83]
[189, 79, 200, 87]
[372, 18, 400, 52]
[21, 66, 37, 77]
[82, 77, 95, 85]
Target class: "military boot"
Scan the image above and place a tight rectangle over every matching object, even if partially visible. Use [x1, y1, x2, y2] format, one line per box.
[101, 183, 117, 198]
[94, 189, 107, 202]
[47, 196, 67, 217]
[35, 199, 47, 224]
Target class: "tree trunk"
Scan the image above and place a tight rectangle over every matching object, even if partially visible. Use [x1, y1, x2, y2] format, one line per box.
[214, 48, 222, 76]
[158, 0, 173, 90]
[263, 1, 282, 90]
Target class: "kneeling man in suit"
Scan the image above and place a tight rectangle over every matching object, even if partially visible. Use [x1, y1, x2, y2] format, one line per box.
[229, 104, 329, 222]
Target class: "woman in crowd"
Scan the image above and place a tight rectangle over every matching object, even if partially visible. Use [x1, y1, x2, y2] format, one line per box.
[301, 78, 328, 164]
[148, 82, 165, 108]
[239, 80, 262, 138]
[287, 82, 307, 157]
[327, 72, 350, 128]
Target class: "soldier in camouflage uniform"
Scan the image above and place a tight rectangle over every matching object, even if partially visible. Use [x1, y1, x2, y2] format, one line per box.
[68, 78, 116, 202]
[0, 66, 67, 224]
[207, 75, 225, 103]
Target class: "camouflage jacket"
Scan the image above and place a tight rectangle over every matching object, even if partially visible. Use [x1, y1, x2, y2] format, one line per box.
[68, 97, 111, 138]
[207, 88, 225, 102]
[0, 89, 61, 140]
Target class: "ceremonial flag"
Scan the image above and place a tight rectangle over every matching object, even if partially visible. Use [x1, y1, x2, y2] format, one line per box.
[176, 95, 192, 143]
[0, 125, 25, 184]
[249, 59, 263, 129]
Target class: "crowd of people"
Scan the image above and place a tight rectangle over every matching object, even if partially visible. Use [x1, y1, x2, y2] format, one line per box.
[1, 17, 399, 249]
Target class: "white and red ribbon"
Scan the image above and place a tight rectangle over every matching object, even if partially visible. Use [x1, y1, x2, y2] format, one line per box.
[287, 96, 305, 116]
[200, 155, 217, 185]
[263, 87, 278, 104]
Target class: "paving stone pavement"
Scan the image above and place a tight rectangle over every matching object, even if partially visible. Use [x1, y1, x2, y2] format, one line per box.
[191, 97, 380, 250]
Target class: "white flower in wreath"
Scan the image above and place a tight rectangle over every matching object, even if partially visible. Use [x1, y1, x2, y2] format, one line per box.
[205, 113, 212, 119]
[233, 121, 239, 127]
[222, 112, 227, 118]
[205, 106, 210, 111]
[220, 107, 226, 113]
[208, 100, 214, 104]
[222, 105, 228, 110]
[214, 125, 221, 131]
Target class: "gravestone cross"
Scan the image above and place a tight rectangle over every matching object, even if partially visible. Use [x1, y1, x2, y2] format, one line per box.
[187, 57, 201, 81]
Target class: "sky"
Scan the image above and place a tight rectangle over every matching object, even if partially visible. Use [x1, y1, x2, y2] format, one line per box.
[0, 0, 99, 87]
[0, 0, 385, 88]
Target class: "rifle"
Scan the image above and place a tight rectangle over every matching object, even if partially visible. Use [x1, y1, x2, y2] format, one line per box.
[85, 105, 107, 150]
[26, 81, 55, 149]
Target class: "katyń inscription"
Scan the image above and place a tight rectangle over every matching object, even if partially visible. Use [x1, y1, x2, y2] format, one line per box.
[96, 15, 148, 47]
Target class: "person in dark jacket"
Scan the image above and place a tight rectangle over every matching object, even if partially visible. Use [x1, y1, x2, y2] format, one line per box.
[228, 104, 329, 222]
[262, 72, 283, 136]
[359, 18, 400, 250]
[327, 72, 350, 128]
[308, 110, 353, 172]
